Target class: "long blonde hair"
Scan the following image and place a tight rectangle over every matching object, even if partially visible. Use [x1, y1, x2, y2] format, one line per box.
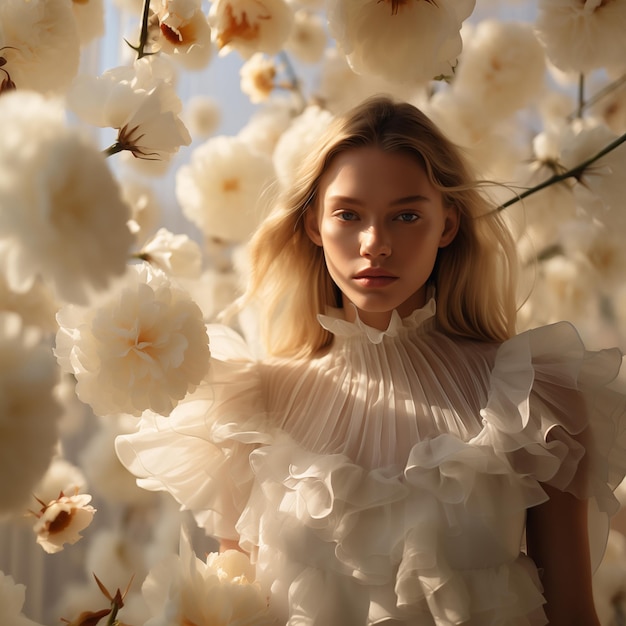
[245, 96, 518, 358]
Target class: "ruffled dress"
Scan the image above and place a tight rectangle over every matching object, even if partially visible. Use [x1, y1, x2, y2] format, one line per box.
[116, 298, 626, 625]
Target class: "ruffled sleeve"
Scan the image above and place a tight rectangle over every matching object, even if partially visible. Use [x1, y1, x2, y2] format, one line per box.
[472, 321, 626, 566]
[115, 324, 269, 540]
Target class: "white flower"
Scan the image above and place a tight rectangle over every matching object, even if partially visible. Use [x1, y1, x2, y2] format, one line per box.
[68, 60, 191, 169]
[55, 264, 211, 417]
[559, 119, 626, 217]
[176, 135, 275, 243]
[121, 179, 163, 245]
[0, 312, 61, 516]
[184, 95, 222, 138]
[156, 0, 213, 70]
[209, 0, 294, 59]
[238, 99, 294, 156]
[139, 228, 203, 279]
[536, 0, 626, 74]
[273, 105, 335, 188]
[179, 267, 241, 322]
[0, 274, 58, 334]
[0, 91, 134, 305]
[0, 571, 44, 626]
[285, 9, 327, 64]
[316, 46, 421, 115]
[34, 457, 87, 508]
[80, 416, 157, 506]
[327, 0, 475, 84]
[72, 0, 105, 45]
[0, 0, 80, 94]
[32, 492, 96, 554]
[453, 20, 545, 121]
[142, 529, 277, 626]
[240, 53, 278, 103]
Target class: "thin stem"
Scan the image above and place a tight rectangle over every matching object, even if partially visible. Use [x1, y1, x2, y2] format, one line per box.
[125, 0, 153, 60]
[278, 50, 307, 112]
[103, 142, 124, 157]
[496, 131, 626, 212]
[577, 73, 585, 120]
[567, 73, 626, 122]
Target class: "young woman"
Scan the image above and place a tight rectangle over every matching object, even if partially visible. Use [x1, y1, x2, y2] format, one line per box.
[116, 96, 626, 625]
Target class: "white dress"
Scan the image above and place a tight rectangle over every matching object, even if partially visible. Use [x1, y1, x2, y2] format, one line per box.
[116, 298, 626, 625]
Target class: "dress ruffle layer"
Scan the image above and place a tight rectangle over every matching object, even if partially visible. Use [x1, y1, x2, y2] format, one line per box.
[116, 310, 626, 626]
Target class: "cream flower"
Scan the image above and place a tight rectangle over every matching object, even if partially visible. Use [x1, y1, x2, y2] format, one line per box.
[0, 90, 134, 305]
[80, 416, 157, 506]
[285, 9, 326, 64]
[32, 492, 96, 554]
[184, 95, 222, 138]
[453, 20, 545, 121]
[240, 53, 278, 103]
[142, 530, 277, 626]
[55, 263, 211, 417]
[0, 312, 61, 516]
[156, 0, 213, 70]
[0, 0, 80, 94]
[34, 457, 87, 508]
[327, 0, 475, 84]
[536, 0, 626, 74]
[138, 228, 203, 279]
[0, 572, 44, 626]
[68, 60, 191, 169]
[72, 0, 105, 45]
[0, 275, 58, 334]
[176, 135, 275, 243]
[273, 105, 335, 188]
[121, 178, 163, 246]
[238, 99, 294, 156]
[559, 119, 626, 217]
[316, 47, 421, 115]
[209, 0, 294, 59]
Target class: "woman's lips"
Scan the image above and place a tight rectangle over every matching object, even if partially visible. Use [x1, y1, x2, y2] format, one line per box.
[353, 268, 397, 287]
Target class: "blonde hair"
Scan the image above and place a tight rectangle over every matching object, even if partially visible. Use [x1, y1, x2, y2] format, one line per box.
[245, 96, 518, 358]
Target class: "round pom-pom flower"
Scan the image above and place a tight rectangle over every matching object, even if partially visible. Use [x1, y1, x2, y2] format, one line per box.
[55, 264, 211, 417]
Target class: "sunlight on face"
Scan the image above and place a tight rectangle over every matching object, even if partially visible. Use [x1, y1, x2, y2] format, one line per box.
[306, 147, 459, 330]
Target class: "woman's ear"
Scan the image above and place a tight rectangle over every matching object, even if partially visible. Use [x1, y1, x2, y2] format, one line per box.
[439, 205, 460, 248]
[304, 209, 323, 247]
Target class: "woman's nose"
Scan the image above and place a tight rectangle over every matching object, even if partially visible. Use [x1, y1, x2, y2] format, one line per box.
[360, 226, 391, 258]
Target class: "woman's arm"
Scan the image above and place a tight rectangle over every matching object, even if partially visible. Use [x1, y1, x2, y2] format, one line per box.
[526, 483, 600, 626]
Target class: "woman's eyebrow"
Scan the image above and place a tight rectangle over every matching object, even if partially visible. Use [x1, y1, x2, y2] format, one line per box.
[327, 194, 431, 206]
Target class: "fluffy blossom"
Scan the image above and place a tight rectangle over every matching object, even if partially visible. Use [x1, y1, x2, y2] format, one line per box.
[72, 0, 105, 45]
[0, 571, 44, 626]
[327, 0, 475, 84]
[0, 274, 58, 334]
[209, 0, 294, 58]
[138, 228, 203, 279]
[32, 492, 96, 554]
[142, 530, 277, 626]
[238, 99, 294, 155]
[34, 457, 87, 508]
[184, 95, 222, 138]
[122, 179, 163, 245]
[68, 59, 191, 169]
[0, 90, 134, 305]
[0, 312, 61, 516]
[285, 9, 327, 64]
[453, 20, 545, 120]
[240, 53, 278, 103]
[176, 135, 275, 243]
[55, 264, 211, 417]
[155, 0, 213, 70]
[273, 105, 335, 187]
[536, 0, 626, 74]
[0, 0, 80, 94]
[559, 119, 626, 217]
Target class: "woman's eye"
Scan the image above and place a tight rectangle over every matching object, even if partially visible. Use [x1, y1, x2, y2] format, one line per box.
[336, 211, 358, 221]
[396, 213, 419, 223]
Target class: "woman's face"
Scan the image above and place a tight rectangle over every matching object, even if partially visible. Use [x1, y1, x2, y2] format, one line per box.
[306, 146, 459, 330]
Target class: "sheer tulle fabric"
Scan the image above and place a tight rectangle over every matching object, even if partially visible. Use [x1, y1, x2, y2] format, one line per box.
[116, 299, 626, 625]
